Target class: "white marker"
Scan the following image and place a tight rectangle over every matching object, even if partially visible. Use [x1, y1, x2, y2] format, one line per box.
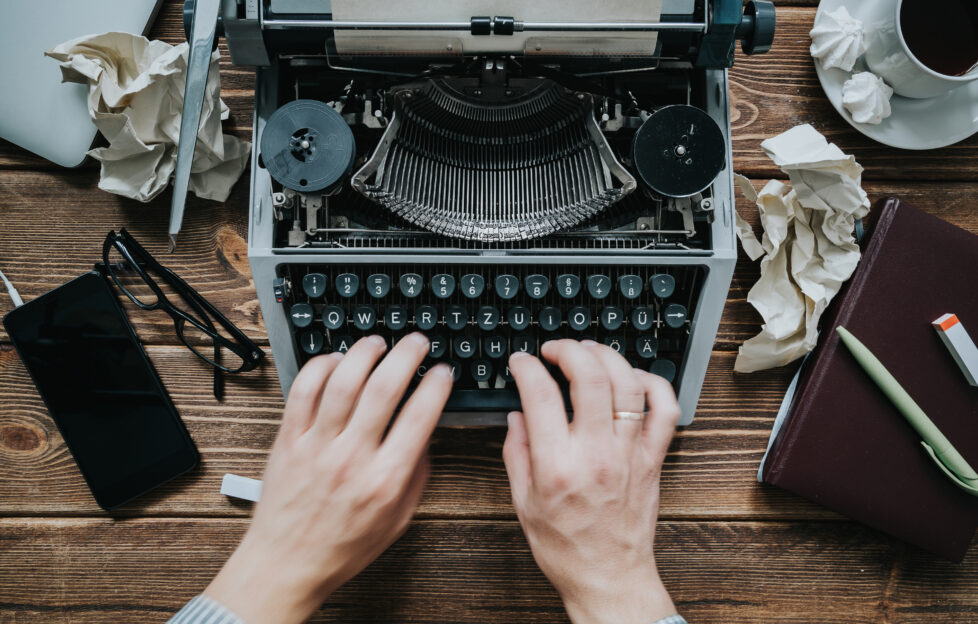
[220, 473, 263, 502]
[933, 314, 978, 387]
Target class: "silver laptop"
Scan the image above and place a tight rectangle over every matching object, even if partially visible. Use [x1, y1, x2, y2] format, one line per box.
[0, 0, 164, 167]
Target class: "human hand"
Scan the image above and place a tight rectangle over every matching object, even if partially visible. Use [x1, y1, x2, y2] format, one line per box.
[204, 333, 453, 624]
[504, 340, 680, 624]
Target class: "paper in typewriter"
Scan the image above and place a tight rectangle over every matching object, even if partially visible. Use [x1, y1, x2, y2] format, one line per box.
[332, 0, 663, 57]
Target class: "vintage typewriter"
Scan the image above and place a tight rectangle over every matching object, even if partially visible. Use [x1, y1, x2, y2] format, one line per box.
[179, 0, 774, 424]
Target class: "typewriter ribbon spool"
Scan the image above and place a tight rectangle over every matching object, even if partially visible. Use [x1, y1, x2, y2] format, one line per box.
[260, 99, 356, 193]
[632, 104, 725, 199]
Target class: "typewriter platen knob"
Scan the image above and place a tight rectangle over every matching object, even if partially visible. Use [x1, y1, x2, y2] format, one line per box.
[738, 0, 776, 56]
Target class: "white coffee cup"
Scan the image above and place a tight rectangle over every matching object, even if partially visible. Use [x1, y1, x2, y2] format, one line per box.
[863, 0, 978, 99]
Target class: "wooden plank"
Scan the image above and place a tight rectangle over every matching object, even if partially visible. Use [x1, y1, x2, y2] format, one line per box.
[3, 168, 977, 346]
[729, 7, 978, 181]
[1, 343, 825, 519]
[0, 517, 975, 623]
[8, 5, 978, 181]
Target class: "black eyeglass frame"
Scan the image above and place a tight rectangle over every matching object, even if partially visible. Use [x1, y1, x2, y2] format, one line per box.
[98, 229, 264, 375]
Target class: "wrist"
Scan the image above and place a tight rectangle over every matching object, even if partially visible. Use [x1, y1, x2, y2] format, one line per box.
[204, 536, 333, 624]
[560, 565, 676, 624]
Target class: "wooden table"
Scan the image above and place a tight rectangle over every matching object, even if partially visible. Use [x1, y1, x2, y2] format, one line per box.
[2, 2, 977, 621]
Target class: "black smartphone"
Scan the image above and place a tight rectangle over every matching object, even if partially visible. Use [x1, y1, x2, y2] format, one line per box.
[2, 271, 199, 509]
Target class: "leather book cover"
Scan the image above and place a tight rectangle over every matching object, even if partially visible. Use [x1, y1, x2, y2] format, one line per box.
[761, 197, 978, 561]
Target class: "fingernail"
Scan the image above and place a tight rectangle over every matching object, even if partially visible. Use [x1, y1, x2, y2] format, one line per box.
[506, 411, 517, 428]
[369, 335, 387, 349]
[408, 331, 429, 346]
[510, 351, 529, 360]
[432, 362, 453, 379]
[581, 340, 598, 346]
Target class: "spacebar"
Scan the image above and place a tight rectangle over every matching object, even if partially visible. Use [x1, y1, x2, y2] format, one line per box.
[444, 389, 522, 412]
[442, 388, 573, 412]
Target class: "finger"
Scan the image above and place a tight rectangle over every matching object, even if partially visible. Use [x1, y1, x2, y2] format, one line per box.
[540, 340, 613, 438]
[279, 352, 344, 442]
[638, 370, 681, 457]
[380, 362, 454, 469]
[508, 351, 568, 466]
[581, 341, 646, 438]
[345, 332, 431, 444]
[502, 411, 531, 509]
[310, 335, 388, 439]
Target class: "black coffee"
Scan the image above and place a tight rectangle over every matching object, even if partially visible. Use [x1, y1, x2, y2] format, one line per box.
[901, 0, 978, 76]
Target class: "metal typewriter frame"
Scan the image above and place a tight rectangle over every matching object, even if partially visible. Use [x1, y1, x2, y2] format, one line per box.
[247, 61, 737, 426]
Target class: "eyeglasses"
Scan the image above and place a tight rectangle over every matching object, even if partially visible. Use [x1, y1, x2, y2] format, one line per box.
[97, 229, 265, 399]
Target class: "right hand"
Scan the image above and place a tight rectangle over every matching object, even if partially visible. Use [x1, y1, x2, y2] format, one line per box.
[504, 340, 680, 624]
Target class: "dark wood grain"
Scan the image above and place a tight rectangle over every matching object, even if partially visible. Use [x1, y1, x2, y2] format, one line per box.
[0, 343, 823, 520]
[0, 517, 974, 624]
[3, 1, 978, 622]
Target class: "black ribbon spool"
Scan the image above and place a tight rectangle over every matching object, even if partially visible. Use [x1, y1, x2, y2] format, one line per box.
[631, 104, 726, 198]
[260, 100, 356, 193]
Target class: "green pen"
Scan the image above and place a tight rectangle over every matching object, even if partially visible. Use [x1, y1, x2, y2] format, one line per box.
[835, 326, 978, 497]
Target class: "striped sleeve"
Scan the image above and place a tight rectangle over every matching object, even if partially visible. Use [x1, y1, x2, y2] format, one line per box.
[652, 616, 688, 624]
[168, 595, 245, 624]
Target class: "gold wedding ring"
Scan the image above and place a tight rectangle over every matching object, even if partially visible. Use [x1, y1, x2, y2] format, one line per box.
[612, 411, 644, 421]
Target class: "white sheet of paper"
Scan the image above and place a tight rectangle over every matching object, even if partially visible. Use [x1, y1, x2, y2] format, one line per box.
[332, 0, 662, 56]
[45, 32, 250, 203]
[734, 124, 870, 373]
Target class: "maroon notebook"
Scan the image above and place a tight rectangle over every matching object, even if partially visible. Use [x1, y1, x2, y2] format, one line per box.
[761, 197, 978, 561]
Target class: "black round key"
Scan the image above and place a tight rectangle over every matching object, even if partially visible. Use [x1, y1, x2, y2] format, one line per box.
[483, 335, 506, 359]
[322, 305, 345, 330]
[524, 274, 549, 299]
[494, 274, 519, 300]
[556, 274, 581, 299]
[331, 334, 354, 353]
[446, 360, 463, 382]
[367, 274, 390, 298]
[336, 273, 359, 297]
[460, 274, 485, 298]
[471, 359, 494, 383]
[568, 306, 591, 331]
[650, 273, 676, 298]
[631, 306, 654, 331]
[446, 305, 468, 331]
[635, 336, 659, 359]
[586, 274, 611, 299]
[384, 305, 407, 330]
[507, 306, 531, 331]
[299, 329, 324, 354]
[510, 335, 535, 355]
[302, 273, 327, 298]
[649, 359, 677, 382]
[600, 306, 624, 331]
[399, 273, 423, 298]
[538, 306, 562, 331]
[618, 274, 643, 299]
[431, 274, 456, 299]
[500, 363, 515, 383]
[415, 305, 438, 331]
[290, 303, 314, 328]
[428, 334, 448, 358]
[454, 334, 476, 359]
[603, 336, 626, 354]
[477, 305, 500, 331]
[664, 303, 688, 328]
[352, 305, 376, 330]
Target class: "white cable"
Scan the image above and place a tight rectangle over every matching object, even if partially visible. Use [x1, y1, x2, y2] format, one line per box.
[0, 267, 23, 308]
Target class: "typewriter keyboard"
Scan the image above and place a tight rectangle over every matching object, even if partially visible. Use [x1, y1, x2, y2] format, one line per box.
[276, 263, 702, 411]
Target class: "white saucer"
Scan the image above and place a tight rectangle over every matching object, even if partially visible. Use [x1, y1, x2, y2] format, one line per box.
[814, 0, 978, 150]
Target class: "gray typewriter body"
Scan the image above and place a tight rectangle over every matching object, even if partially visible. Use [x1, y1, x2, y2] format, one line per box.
[215, 0, 775, 425]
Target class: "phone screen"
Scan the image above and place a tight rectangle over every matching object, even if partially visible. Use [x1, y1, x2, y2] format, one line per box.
[3, 272, 198, 509]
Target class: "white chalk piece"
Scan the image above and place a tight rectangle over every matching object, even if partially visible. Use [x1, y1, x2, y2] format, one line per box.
[220, 473, 263, 502]
[933, 314, 978, 387]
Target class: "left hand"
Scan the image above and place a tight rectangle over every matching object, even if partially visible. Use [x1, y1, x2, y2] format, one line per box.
[204, 333, 453, 624]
